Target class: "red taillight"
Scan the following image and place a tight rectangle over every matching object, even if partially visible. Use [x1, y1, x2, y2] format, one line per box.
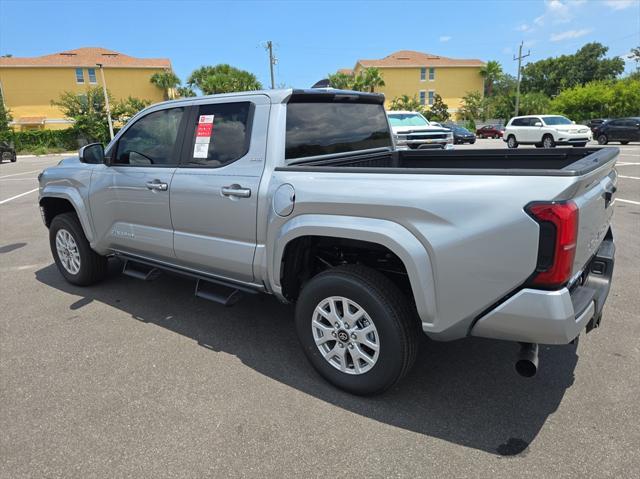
[526, 201, 579, 289]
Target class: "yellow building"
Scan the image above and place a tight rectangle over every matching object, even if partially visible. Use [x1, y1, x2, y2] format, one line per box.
[0, 47, 172, 130]
[341, 50, 485, 113]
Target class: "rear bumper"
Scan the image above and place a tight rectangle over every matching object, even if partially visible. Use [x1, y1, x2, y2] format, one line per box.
[470, 236, 614, 345]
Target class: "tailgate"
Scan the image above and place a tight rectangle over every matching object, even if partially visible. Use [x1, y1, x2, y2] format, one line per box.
[570, 166, 617, 276]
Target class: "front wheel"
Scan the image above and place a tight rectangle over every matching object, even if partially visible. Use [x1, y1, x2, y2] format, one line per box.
[49, 212, 107, 286]
[507, 135, 518, 148]
[295, 265, 419, 395]
[542, 135, 556, 148]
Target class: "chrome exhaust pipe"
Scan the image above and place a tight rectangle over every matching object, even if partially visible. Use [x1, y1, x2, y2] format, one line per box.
[515, 342, 539, 378]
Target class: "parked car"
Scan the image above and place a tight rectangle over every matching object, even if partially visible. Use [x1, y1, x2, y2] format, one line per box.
[503, 115, 592, 148]
[39, 89, 617, 395]
[386, 111, 453, 150]
[594, 117, 640, 145]
[476, 125, 504, 139]
[587, 118, 608, 134]
[0, 141, 17, 163]
[450, 125, 476, 144]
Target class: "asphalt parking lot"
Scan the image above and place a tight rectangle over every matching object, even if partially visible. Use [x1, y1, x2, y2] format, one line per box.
[1, 141, 639, 478]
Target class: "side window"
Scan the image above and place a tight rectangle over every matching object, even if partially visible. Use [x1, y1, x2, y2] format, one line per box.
[114, 107, 185, 166]
[511, 118, 524, 127]
[75, 68, 84, 84]
[184, 102, 252, 167]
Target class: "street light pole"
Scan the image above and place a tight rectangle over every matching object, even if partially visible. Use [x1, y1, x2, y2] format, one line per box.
[513, 42, 530, 117]
[96, 63, 114, 140]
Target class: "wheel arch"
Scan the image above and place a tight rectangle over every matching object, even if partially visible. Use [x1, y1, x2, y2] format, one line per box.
[269, 214, 437, 326]
[39, 188, 94, 243]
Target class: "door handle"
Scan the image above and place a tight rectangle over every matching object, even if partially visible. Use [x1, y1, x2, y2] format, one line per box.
[146, 180, 168, 191]
[221, 184, 251, 198]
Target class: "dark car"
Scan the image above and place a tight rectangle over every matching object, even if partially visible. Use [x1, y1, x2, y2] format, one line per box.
[476, 125, 504, 139]
[449, 125, 476, 144]
[595, 117, 640, 145]
[586, 118, 608, 134]
[0, 141, 17, 163]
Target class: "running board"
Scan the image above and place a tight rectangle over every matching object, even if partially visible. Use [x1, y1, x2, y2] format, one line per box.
[195, 279, 243, 307]
[122, 260, 162, 281]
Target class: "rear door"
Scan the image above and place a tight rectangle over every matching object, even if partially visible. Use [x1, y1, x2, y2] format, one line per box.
[170, 96, 270, 283]
[90, 106, 187, 260]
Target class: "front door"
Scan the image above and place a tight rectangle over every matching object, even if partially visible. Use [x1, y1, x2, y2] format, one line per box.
[89, 106, 187, 260]
[170, 96, 270, 283]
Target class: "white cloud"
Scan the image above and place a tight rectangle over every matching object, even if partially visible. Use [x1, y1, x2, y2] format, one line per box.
[439, 36, 452, 42]
[550, 28, 592, 41]
[516, 23, 532, 32]
[534, 15, 545, 26]
[604, 0, 636, 10]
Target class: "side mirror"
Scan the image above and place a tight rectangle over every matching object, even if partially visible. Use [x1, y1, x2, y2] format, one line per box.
[79, 143, 104, 164]
[534, 122, 542, 127]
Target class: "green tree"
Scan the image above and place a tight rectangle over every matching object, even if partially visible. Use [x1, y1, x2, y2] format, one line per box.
[428, 94, 450, 122]
[521, 42, 625, 97]
[518, 92, 551, 116]
[150, 70, 181, 100]
[458, 90, 484, 121]
[176, 86, 196, 98]
[0, 89, 12, 133]
[111, 96, 152, 124]
[388, 94, 426, 114]
[187, 64, 262, 95]
[327, 72, 355, 90]
[480, 60, 503, 97]
[359, 67, 385, 93]
[550, 78, 640, 121]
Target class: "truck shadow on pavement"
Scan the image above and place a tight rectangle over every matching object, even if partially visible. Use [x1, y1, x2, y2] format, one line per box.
[36, 261, 578, 456]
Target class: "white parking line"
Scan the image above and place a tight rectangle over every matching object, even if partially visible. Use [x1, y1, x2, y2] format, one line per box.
[0, 169, 43, 179]
[617, 162, 640, 166]
[0, 188, 39, 205]
[615, 198, 640, 206]
[619, 175, 640, 180]
[0, 177, 37, 181]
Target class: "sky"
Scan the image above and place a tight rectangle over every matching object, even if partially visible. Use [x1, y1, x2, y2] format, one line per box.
[1, 0, 639, 89]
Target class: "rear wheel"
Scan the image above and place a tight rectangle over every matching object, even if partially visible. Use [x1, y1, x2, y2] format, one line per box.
[542, 135, 555, 148]
[507, 135, 518, 149]
[295, 265, 419, 395]
[49, 213, 107, 286]
[597, 134, 608, 145]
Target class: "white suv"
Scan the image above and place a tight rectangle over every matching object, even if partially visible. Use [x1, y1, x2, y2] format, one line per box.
[503, 115, 592, 148]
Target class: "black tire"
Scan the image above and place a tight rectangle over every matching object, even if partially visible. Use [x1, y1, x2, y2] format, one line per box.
[621, 141, 629, 145]
[49, 212, 107, 286]
[542, 134, 556, 148]
[507, 135, 518, 149]
[597, 134, 608, 145]
[295, 265, 420, 395]
[470, 139, 476, 144]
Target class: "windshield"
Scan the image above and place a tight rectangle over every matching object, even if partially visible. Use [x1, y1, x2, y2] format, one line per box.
[387, 113, 429, 127]
[454, 126, 470, 133]
[543, 116, 572, 125]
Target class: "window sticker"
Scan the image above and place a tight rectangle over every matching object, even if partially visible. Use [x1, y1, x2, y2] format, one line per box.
[193, 114, 215, 157]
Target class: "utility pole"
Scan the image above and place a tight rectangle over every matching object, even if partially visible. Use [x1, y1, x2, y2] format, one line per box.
[264, 41, 276, 89]
[96, 63, 114, 140]
[513, 41, 530, 117]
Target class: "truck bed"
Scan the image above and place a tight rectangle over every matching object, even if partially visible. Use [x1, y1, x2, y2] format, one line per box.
[281, 147, 617, 177]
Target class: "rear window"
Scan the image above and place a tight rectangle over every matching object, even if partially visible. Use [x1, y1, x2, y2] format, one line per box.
[285, 102, 392, 160]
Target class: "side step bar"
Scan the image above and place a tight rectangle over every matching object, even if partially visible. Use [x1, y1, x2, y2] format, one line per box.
[122, 259, 162, 281]
[117, 255, 258, 307]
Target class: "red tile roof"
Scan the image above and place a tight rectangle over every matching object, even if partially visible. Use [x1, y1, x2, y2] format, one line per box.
[0, 47, 171, 69]
[357, 50, 484, 68]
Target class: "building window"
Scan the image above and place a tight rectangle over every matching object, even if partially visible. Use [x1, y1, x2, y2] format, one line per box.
[419, 90, 426, 105]
[88, 68, 97, 83]
[420, 67, 426, 81]
[428, 91, 435, 106]
[429, 67, 435, 81]
[75, 68, 84, 83]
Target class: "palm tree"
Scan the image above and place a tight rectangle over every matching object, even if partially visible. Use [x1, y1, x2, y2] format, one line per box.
[479, 60, 503, 97]
[150, 70, 181, 100]
[327, 72, 355, 90]
[187, 64, 262, 95]
[389, 95, 424, 113]
[360, 67, 385, 93]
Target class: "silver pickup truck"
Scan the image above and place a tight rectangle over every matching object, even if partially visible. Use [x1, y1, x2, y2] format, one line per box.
[39, 89, 617, 395]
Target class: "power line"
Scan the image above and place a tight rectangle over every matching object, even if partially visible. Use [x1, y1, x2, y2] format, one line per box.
[513, 41, 531, 117]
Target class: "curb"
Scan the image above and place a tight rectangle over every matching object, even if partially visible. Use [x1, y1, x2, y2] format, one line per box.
[16, 152, 76, 159]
